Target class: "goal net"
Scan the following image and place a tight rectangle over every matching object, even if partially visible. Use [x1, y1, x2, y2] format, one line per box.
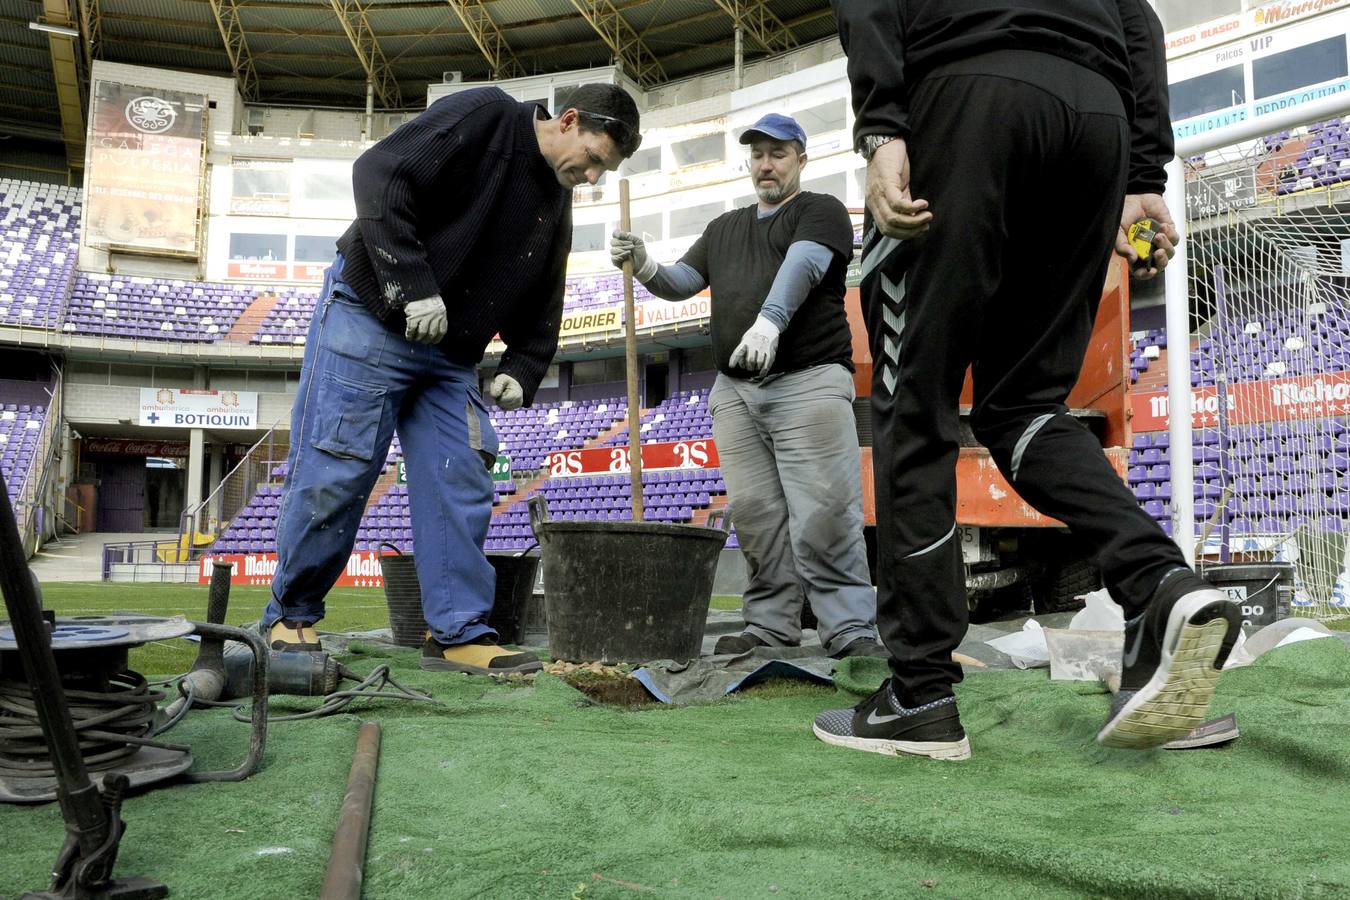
[1177, 115, 1350, 620]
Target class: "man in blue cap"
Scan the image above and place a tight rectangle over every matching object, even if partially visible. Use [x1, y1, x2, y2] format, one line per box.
[610, 114, 884, 660]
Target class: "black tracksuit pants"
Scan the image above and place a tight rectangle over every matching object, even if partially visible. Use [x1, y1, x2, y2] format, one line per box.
[864, 51, 1202, 707]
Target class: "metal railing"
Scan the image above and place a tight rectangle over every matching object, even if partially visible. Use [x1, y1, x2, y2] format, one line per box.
[11, 363, 63, 554]
[172, 420, 287, 562]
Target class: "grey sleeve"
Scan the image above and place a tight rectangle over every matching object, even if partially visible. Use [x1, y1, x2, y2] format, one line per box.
[758, 241, 835, 330]
[642, 261, 708, 301]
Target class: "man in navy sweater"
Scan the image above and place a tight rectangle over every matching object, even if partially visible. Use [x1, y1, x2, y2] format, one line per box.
[266, 84, 641, 674]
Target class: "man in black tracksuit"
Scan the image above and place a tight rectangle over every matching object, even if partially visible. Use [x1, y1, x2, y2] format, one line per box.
[812, 1, 1243, 760]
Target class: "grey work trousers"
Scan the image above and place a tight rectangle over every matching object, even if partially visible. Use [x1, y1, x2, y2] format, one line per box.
[709, 363, 877, 654]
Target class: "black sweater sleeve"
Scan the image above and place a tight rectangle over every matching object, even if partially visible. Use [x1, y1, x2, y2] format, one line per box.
[350, 123, 463, 310]
[832, 0, 911, 146]
[1116, 0, 1175, 194]
[496, 201, 571, 406]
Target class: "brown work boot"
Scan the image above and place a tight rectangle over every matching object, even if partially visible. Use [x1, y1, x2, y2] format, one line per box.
[268, 619, 322, 652]
[419, 634, 543, 675]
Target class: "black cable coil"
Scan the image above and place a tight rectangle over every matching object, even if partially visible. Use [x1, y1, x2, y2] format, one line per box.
[0, 670, 187, 776]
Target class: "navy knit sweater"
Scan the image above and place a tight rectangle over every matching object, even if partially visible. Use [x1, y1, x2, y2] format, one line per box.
[336, 87, 571, 405]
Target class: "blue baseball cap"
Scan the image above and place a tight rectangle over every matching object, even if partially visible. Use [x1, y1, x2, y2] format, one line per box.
[738, 113, 807, 146]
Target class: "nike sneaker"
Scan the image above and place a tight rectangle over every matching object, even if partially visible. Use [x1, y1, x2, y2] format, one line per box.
[812, 679, 970, 761]
[1097, 587, 1242, 749]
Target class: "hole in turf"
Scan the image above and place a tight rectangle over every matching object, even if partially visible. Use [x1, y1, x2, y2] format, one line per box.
[563, 672, 656, 707]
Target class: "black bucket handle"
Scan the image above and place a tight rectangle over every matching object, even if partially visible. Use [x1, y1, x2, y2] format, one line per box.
[707, 505, 732, 534]
[378, 542, 404, 556]
[528, 494, 550, 538]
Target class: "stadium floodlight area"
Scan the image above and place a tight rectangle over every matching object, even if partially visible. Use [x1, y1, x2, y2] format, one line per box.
[1173, 99, 1350, 620]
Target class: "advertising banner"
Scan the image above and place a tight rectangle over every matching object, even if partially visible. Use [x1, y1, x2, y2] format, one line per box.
[292, 262, 329, 282]
[139, 388, 259, 430]
[546, 439, 719, 476]
[85, 82, 205, 255]
[1164, 0, 1350, 58]
[633, 296, 711, 329]
[1130, 370, 1350, 431]
[199, 551, 386, 587]
[227, 260, 287, 281]
[560, 305, 622, 338]
[82, 438, 190, 457]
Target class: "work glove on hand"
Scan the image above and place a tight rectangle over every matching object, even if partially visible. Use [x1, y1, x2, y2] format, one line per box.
[489, 373, 524, 411]
[609, 229, 658, 282]
[404, 295, 448, 344]
[728, 315, 781, 377]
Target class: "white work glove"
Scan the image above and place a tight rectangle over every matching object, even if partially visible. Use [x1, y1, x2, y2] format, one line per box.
[489, 373, 523, 411]
[610, 229, 658, 282]
[728, 315, 781, 377]
[404, 295, 448, 344]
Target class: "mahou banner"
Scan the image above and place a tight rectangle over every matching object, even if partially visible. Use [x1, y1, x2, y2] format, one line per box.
[199, 551, 388, 587]
[1130, 370, 1350, 431]
[547, 439, 719, 476]
[85, 81, 205, 256]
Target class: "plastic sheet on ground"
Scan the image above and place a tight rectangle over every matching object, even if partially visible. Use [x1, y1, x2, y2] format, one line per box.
[633, 646, 835, 705]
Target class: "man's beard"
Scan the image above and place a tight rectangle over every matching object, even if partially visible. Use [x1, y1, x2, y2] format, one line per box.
[755, 178, 795, 203]
[756, 180, 788, 201]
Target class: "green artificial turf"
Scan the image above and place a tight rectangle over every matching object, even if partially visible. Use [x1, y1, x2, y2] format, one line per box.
[4, 585, 1349, 898]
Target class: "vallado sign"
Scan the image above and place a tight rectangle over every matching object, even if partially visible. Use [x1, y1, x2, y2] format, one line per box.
[139, 388, 259, 430]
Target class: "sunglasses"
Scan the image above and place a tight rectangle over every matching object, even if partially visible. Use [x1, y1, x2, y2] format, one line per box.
[578, 109, 642, 152]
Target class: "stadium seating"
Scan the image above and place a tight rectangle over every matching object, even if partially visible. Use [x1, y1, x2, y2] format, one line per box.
[0, 179, 81, 329]
[496, 398, 629, 470]
[64, 273, 252, 342]
[563, 271, 655, 312]
[1269, 119, 1350, 194]
[252, 286, 322, 345]
[605, 389, 712, 445]
[0, 402, 49, 504]
[1130, 420, 1350, 537]
[209, 392, 735, 555]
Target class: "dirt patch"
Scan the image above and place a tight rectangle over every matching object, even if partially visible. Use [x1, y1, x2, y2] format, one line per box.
[545, 661, 658, 708]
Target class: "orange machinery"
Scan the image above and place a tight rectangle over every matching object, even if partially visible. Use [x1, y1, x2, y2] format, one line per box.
[844, 256, 1134, 611]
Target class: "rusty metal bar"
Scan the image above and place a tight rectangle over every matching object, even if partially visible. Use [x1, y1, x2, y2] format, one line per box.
[320, 720, 382, 900]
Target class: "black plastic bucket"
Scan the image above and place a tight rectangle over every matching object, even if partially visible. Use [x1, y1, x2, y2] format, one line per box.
[379, 544, 539, 646]
[1201, 562, 1294, 630]
[380, 545, 424, 648]
[486, 552, 540, 645]
[528, 495, 730, 664]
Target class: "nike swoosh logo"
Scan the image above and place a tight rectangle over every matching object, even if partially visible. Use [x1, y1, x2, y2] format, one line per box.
[865, 710, 904, 726]
[1122, 624, 1147, 668]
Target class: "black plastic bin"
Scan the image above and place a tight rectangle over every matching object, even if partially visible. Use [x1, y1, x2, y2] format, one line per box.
[379, 544, 539, 646]
[528, 495, 730, 664]
[1201, 562, 1294, 630]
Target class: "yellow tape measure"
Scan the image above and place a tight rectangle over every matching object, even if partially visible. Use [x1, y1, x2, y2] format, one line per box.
[1127, 218, 1158, 269]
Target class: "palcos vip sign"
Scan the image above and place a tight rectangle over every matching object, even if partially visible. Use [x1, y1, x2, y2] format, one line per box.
[139, 388, 259, 430]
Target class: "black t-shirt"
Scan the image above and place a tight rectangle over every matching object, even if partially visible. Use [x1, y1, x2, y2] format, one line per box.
[680, 192, 856, 378]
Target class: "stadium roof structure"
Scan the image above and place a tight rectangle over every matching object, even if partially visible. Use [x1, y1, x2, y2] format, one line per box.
[2, 0, 838, 168]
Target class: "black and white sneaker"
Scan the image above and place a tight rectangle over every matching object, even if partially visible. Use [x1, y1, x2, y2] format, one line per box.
[812, 680, 971, 761]
[1097, 587, 1242, 749]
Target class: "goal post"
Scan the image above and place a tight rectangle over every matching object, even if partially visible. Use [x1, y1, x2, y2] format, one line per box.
[1162, 92, 1350, 619]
